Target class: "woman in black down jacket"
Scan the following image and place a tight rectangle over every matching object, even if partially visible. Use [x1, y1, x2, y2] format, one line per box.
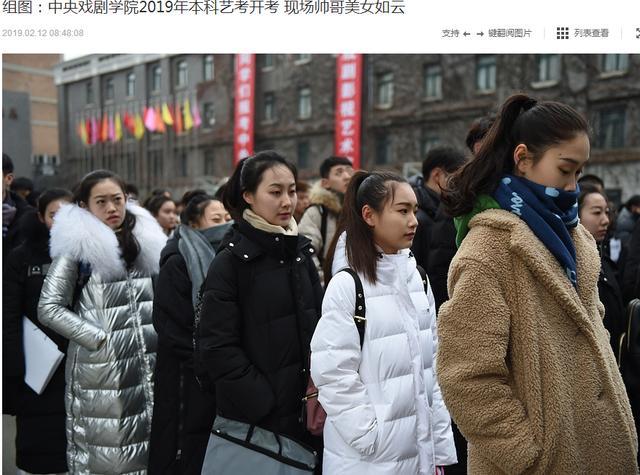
[197, 151, 323, 443]
[2, 188, 72, 474]
[148, 191, 233, 474]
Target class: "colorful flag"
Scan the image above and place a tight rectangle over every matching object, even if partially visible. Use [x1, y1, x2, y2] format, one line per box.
[108, 114, 116, 142]
[144, 106, 157, 132]
[115, 112, 123, 141]
[101, 112, 109, 143]
[123, 112, 135, 135]
[85, 119, 92, 145]
[192, 98, 202, 128]
[183, 99, 194, 131]
[161, 103, 174, 126]
[78, 121, 88, 145]
[91, 116, 99, 144]
[155, 106, 165, 133]
[134, 112, 145, 140]
[174, 102, 183, 134]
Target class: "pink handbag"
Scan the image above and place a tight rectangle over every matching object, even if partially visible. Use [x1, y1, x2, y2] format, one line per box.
[302, 376, 326, 436]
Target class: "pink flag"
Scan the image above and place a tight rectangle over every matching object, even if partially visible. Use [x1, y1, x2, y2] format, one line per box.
[192, 98, 202, 128]
[108, 114, 116, 142]
[144, 106, 157, 132]
[91, 116, 99, 144]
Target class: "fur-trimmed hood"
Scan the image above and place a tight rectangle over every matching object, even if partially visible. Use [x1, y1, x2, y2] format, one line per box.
[50, 202, 167, 280]
[309, 182, 342, 215]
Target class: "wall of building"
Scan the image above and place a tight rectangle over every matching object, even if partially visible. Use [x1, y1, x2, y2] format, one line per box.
[55, 54, 640, 200]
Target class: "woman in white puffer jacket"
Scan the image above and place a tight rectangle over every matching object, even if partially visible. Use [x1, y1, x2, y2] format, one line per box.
[311, 171, 457, 475]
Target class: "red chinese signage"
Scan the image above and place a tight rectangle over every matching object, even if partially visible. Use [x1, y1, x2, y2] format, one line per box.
[335, 54, 363, 169]
[234, 54, 255, 165]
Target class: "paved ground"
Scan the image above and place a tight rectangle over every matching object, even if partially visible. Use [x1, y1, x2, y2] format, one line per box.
[3, 415, 17, 474]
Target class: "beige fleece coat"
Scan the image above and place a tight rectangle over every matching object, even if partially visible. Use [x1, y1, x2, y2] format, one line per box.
[298, 183, 342, 278]
[437, 209, 638, 474]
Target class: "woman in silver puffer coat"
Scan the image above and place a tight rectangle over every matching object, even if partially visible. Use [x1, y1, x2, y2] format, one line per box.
[38, 170, 167, 474]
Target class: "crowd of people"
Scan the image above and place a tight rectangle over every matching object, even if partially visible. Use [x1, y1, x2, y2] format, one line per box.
[2, 91, 639, 475]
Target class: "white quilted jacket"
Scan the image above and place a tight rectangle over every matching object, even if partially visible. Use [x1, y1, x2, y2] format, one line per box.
[311, 234, 457, 474]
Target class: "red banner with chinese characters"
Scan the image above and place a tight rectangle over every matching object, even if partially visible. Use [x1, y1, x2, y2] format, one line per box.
[335, 54, 363, 169]
[234, 54, 255, 165]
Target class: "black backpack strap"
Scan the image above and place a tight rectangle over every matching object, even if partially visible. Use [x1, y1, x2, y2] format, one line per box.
[416, 265, 428, 294]
[338, 268, 366, 349]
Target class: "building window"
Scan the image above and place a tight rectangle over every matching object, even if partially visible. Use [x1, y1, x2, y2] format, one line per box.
[376, 72, 394, 108]
[598, 108, 626, 149]
[176, 60, 188, 88]
[476, 56, 496, 92]
[263, 92, 275, 122]
[127, 153, 137, 182]
[423, 64, 442, 99]
[86, 81, 94, 104]
[105, 77, 115, 101]
[375, 134, 391, 164]
[421, 134, 440, 157]
[203, 55, 214, 81]
[601, 54, 629, 74]
[204, 149, 215, 175]
[298, 87, 312, 120]
[261, 54, 275, 70]
[126, 72, 135, 97]
[295, 54, 311, 64]
[177, 151, 188, 177]
[151, 151, 164, 179]
[203, 102, 215, 128]
[151, 65, 162, 92]
[536, 54, 561, 83]
[297, 141, 310, 169]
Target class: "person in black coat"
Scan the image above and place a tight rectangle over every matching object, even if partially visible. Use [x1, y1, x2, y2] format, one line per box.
[148, 192, 233, 475]
[578, 188, 627, 354]
[197, 152, 323, 444]
[622, 217, 640, 302]
[3, 153, 33, 264]
[2, 188, 72, 474]
[410, 147, 466, 312]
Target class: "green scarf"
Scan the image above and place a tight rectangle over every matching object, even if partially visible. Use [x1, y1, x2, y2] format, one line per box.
[454, 194, 501, 248]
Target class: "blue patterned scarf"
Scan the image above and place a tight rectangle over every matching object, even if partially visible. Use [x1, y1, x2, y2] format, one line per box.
[493, 175, 580, 287]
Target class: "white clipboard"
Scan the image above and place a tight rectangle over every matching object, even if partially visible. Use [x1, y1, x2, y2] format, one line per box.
[22, 317, 65, 395]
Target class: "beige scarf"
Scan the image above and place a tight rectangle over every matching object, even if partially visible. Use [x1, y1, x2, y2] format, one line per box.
[243, 208, 299, 236]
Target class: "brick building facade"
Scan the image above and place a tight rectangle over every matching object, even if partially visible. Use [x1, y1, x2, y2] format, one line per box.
[2, 54, 62, 187]
[54, 54, 639, 200]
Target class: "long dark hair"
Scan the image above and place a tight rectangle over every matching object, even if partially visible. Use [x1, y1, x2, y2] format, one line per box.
[330, 171, 407, 284]
[37, 188, 73, 216]
[75, 170, 140, 268]
[224, 150, 297, 221]
[442, 93, 590, 217]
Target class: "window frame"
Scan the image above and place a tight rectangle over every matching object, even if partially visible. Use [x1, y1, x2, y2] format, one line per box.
[475, 55, 497, 93]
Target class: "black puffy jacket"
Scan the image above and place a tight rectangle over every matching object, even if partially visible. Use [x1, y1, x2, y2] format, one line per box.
[598, 253, 626, 359]
[410, 183, 458, 312]
[149, 223, 231, 475]
[2, 210, 68, 473]
[197, 219, 322, 440]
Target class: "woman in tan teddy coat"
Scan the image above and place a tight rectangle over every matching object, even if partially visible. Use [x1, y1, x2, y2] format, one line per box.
[437, 93, 638, 474]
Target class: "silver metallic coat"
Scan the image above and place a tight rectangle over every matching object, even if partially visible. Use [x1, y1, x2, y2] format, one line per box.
[38, 203, 167, 474]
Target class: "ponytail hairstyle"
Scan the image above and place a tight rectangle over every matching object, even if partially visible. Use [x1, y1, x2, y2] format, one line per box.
[74, 169, 140, 269]
[334, 171, 407, 284]
[224, 150, 297, 221]
[442, 93, 590, 217]
[181, 190, 215, 227]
